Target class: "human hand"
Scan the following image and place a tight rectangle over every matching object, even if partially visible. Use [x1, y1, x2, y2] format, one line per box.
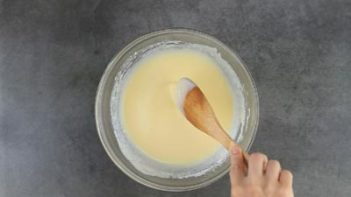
[230, 145, 294, 197]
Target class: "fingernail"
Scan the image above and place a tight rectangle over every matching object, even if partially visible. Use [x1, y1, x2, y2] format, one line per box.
[231, 146, 241, 155]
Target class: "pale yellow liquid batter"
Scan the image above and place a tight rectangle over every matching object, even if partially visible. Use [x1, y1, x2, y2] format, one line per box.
[121, 49, 234, 165]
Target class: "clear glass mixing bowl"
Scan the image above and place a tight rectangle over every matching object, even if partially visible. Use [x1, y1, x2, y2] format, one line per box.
[95, 29, 259, 191]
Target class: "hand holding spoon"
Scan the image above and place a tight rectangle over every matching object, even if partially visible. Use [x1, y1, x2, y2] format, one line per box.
[176, 77, 249, 162]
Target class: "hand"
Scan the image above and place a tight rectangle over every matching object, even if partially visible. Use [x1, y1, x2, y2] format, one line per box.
[230, 145, 294, 197]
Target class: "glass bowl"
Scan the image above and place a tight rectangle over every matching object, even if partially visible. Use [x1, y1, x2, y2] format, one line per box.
[95, 29, 259, 191]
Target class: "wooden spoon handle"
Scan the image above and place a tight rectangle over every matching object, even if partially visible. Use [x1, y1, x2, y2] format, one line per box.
[219, 131, 249, 167]
[205, 125, 250, 166]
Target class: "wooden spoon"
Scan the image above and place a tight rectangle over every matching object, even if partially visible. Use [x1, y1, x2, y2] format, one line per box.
[176, 77, 249, 162]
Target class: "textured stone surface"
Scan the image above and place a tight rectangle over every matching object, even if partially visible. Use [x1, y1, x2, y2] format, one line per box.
[1, 0, 350, 196]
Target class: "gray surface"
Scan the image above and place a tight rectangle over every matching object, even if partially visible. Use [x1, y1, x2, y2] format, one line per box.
[0, 0, 350, 196]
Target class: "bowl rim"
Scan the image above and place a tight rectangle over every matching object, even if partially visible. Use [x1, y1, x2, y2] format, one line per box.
[95, 28, 259, 192]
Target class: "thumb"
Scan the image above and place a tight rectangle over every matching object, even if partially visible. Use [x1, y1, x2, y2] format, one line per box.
[230, 144, 245, 184]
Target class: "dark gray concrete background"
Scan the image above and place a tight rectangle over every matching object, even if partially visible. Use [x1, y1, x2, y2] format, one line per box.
[0, 0, 350, 196]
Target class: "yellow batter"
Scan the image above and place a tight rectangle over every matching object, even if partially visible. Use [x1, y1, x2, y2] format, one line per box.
[121, 49, 234, 165]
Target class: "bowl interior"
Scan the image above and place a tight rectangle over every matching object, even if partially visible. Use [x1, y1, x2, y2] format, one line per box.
[95, 29, 259, 191]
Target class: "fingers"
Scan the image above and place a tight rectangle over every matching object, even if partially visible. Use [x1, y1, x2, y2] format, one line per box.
[230, 145, 245, 184]
[279, 170, 293, 187]
[265, 160, 281, 181]
[230, 148, 293, 189]
[248, 153, 268, 177]
[229, 151, 294, 197]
